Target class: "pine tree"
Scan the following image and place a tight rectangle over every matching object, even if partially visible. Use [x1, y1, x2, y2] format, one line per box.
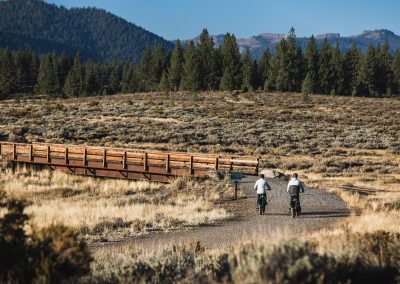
[63, 51, 83, 98]
[286, 27, 303, 92]
[180, 41, 200, 92]
[251, 60, 259, 90]
[31, 53, 40, 89]
[35, 53, 60, 98]
[355, 45, 379, 96]
[198, 29, 215, 91]
[269, 28, 304, 93]
[318, 39, 335, 94]
[169, 40, 183, 92]
[303, 36, 319, 94]
[108, 62, 123, 94]
[301, 73, 313, 97]
[211, 47, 223, 90]
[332, 43, 345, 95]
[0, 49, 16, 98]
[57, 52, 73, 90]
[95, 63, 110, 96]
[220, 33, 242, 91]
[151, 44, 166, 89]
[392, 51, 400, 95]
[13, 51, 23, 94]
[83, 59, 98, 96]
[241, 48, 255, 91]
[343, 44, 362, 96]
[378, 43, 394, 95]
[25, 51, 38, 94]
[159, 70, 170, 93]
[138, 45, 153, 92]
[258, 48, 271, 90]
[273, 38, 288, 92]
[14, 50, 36, 94]
[121, 63, 138, 93]
[264, 55, 276, 92]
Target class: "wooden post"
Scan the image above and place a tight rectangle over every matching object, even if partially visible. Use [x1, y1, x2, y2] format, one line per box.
[143, 153, 148, 171]
[234, 181, 238, 200]
[47, 146, 50, 163]
[13, 143, 17, 160]
[256, 158, 260, 175]
[103, 149, 107, 168]
[123, 151, 127, 169]
[215, 157, 219, 171]
[230, 156, 233, 171]
[65, 147, 68, 165]
[29, 144, 33, 161]
[83, 148, 87, 166]
[189, 155, 194, 175]
[166, 154, 170, 173]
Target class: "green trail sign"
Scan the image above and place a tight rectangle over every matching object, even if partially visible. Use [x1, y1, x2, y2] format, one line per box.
[230, 172, 243, 182]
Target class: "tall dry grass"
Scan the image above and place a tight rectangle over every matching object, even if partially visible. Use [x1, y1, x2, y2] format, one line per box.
[0, 166, 232, 242]
[87, 228, 400, 283]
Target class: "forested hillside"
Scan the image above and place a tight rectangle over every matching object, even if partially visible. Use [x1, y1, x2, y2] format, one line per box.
[0, 0, 173, 61]
[1, 28, 400, 99]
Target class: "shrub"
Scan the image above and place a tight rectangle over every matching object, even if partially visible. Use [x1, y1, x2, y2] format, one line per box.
[91, 242, 204, 283]
[31, 225, 93, 283]
[0, 191, 32, 283]
[351, 230, 400, 268]
[0, 190, 92, 283]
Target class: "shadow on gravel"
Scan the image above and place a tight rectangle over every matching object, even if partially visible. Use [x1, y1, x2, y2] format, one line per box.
[262, 211, 352, 218]
[263, 212, 292, 216]
[299, 211, 352, 218]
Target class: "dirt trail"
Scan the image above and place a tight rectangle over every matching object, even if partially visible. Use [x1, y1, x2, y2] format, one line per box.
[92, 177, 349, 253]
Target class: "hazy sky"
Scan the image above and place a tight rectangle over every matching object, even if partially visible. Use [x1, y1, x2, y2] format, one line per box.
[47, 0, 400, 40]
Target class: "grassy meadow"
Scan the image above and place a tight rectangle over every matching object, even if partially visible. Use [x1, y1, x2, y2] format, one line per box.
[0, 91, 399, 282]
[0, 166, 233, 243]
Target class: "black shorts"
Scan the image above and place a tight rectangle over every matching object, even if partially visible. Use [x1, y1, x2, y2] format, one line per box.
[289, 194, 300, 204]
[257, 193, 267, 204]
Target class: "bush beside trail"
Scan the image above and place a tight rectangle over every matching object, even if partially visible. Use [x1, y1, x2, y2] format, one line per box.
[89, 232, 400, 284]
[0, 189, 92, 283]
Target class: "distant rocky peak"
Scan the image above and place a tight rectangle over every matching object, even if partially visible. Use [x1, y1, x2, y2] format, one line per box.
[358, 29, 396, 39]
[315, 33, 341, 40]
[257, 33, 286, 40]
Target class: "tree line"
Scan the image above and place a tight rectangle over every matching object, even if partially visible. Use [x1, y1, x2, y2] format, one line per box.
[1, 28, 400, 99]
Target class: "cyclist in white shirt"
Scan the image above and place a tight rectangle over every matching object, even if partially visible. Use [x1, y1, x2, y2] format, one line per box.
[254, 174, 272, 210]
[287, 173, 305, 209]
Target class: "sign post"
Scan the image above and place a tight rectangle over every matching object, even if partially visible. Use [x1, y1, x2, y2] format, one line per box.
[230, 172, 243, 200]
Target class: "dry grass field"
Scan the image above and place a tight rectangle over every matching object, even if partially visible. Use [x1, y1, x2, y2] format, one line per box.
[1, 92, 398, 221]
[0, 166, 233, 243]
[0, 91, 399, 282]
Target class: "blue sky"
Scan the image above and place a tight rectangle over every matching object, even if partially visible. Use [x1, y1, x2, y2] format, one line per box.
[47, 0, 400, 40]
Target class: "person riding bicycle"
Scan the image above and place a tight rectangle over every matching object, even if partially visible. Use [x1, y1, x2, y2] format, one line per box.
[287, 173, 305, 209]
[254, 174, 272, 210]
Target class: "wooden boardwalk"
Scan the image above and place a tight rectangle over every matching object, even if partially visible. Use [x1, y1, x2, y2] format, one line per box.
[0, 142, 259, 182]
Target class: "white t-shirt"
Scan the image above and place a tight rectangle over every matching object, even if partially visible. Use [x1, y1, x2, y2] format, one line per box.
[286, 178, 305, 192]
[254, 178, 272, 194]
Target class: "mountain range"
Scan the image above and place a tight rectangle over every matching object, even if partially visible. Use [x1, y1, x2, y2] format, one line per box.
[192, 30, 400, 59]
[0, 0, 400, 61]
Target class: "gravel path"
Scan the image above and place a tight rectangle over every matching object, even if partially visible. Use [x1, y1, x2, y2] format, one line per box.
[92, 177, 349, 253]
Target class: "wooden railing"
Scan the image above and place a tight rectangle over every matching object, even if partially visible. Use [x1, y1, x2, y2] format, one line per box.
[0, 142, 259, 182]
